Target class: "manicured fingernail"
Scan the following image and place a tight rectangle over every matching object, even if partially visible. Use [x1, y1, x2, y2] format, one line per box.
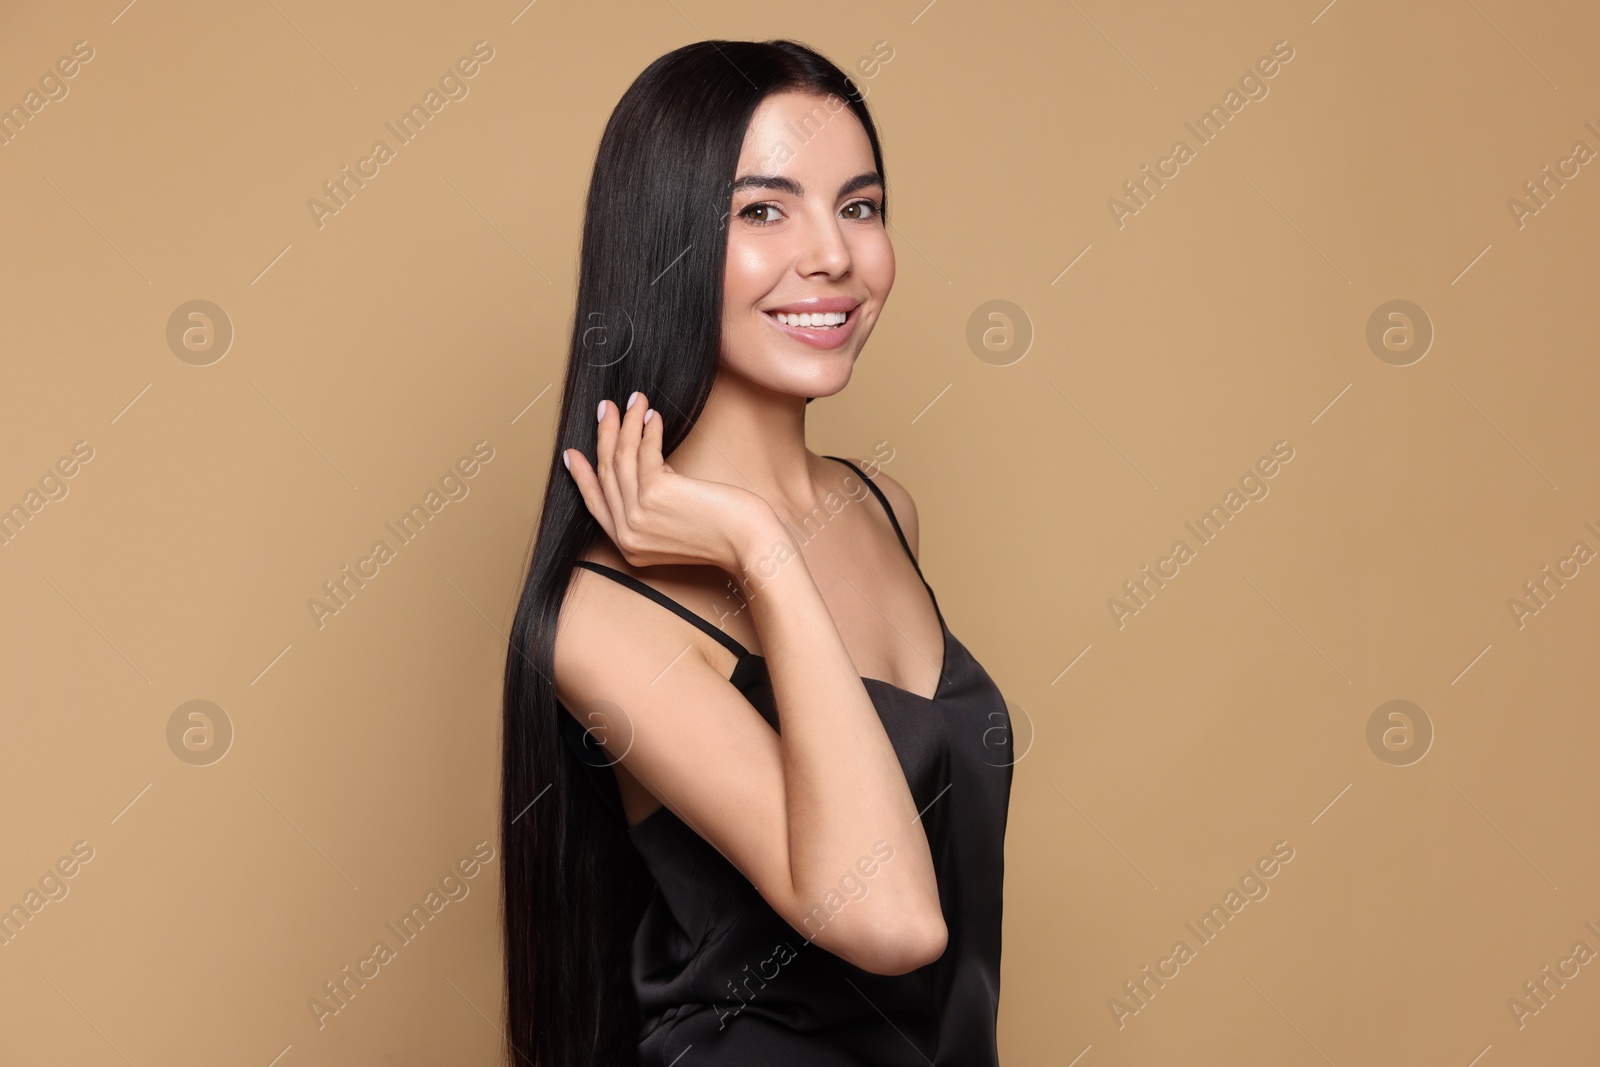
[596, 400, 606, 422]
[644, 409, 654, 426]
[626, 391, 640, 411]
[562, 449, 571, 471]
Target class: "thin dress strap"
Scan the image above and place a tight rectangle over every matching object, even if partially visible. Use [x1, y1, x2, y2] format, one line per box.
[821, 454, 945, 626]
[572, 559, 750, 659]
[822, 456, 921, 570]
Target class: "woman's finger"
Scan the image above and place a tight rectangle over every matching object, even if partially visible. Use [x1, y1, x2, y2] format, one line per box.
[565, 448, 620, 546]
[614, 391, 647, 517]
[593, 399, 629, 546]
[638, 402, 664, 474]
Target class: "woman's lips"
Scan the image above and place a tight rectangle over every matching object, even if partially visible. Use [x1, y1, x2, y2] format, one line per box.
[762, 307, 860, 350]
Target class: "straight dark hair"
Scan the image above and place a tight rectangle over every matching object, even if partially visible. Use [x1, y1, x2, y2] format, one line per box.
[500, 39, 889, 1066]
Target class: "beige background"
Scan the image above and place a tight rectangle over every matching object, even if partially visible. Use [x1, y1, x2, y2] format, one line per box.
[3, 0, 1598, 1063]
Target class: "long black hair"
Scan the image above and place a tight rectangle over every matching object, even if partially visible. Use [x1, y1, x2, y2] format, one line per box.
[500, 39, 889, 1066]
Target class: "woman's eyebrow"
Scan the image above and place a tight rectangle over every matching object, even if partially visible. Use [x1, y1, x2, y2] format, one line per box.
[729, 172, 883, 198]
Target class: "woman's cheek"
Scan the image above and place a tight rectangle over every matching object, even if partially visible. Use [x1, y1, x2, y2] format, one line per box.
[724, 238, 781, 300]
[856, 232, 896, 295]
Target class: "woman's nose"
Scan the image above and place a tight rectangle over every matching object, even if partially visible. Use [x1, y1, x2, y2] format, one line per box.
[796, 211, 852, 276]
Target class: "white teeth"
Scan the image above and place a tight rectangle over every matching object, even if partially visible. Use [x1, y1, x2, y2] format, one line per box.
[773, 310, 849, 328]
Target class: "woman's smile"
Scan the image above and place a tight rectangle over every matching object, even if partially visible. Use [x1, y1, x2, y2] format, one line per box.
[760, 296, 865, 349]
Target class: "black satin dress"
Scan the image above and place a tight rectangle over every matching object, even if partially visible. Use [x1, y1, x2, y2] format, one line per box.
[562, 455, 1014, 1065]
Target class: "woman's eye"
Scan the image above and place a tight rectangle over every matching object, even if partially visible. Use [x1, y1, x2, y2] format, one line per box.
[841, 199, 881, 220]
[739, 202, 784, 225]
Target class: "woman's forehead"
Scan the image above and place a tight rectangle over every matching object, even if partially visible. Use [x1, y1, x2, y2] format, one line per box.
[736, 90, 873, 177]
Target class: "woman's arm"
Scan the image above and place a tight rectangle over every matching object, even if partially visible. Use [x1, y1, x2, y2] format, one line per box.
[558, 400, 946, 975]
[557, 513, 945, 975]
[737, 510, 946, 964]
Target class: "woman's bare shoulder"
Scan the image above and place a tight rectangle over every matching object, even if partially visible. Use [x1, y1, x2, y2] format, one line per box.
[851, 460, 920, 560]
[554, 543, 744, 706]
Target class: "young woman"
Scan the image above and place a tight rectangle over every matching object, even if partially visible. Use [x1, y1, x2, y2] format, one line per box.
[501, 39, 1013, 1066]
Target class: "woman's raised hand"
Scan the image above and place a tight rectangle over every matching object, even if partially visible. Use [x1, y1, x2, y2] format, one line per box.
[563, 392, 774, 574]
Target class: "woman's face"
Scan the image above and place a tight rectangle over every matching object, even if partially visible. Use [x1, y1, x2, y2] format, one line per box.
[719, 89, 895, 398]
